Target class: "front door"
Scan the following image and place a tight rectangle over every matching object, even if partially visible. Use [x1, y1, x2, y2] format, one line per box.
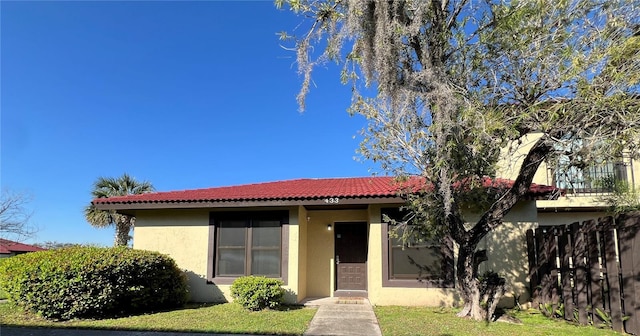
[335, 222, 368, 292]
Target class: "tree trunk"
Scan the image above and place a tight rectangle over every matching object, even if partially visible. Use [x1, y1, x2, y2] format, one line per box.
[485, 279, 507, 322]
[114, 217, 131, 247]
[456, 244, 486, 320]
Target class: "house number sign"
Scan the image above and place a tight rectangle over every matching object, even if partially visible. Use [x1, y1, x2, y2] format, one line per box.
[323, 197, 340, 204]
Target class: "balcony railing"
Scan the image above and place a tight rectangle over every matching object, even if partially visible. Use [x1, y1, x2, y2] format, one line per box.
[548, 161, 630, 196]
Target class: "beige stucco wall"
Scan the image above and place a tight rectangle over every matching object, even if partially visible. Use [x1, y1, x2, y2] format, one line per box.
[366, 202, 537, 307]
[133, 209, 220, 302]
[367, 204, 459, 306]
[536, 211, 606, 227]
[296, 206, 308, 301]
[537, 196, 610, 209]
[284, 207, 301, 303]
[632, 155, 640, 189]
[133, 207, 302, 304]
[131, 200, 548, 307]
[476, 201, 538, 305]
[496, 133, 548, 185]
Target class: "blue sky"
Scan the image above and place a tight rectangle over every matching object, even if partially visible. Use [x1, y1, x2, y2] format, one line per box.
[1, 1, 375, 246]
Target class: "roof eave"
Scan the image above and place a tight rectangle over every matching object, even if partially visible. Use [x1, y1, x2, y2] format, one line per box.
[94, 195, 406, 211]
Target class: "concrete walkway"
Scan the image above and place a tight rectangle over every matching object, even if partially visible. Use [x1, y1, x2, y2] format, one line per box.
[302, 298, 382, 336]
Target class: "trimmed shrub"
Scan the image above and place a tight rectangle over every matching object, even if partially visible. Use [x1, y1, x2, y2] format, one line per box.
[230, 276, 284, 311]
[0, 246, 188, 320]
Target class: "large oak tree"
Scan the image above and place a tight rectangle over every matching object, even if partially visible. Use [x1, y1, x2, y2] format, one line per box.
[278, 0, 640, 320]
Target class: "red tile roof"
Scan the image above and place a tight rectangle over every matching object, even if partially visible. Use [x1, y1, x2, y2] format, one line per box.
[92, 176, 556, 206]
[0, 239, 46, 254]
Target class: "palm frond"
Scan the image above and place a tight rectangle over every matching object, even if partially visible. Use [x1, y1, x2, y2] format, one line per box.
[84, 204, 114, 228]
[85, 173, 154, 246]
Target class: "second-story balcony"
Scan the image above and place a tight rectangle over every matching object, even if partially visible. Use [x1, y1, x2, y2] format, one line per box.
[547, 160, 632, 196]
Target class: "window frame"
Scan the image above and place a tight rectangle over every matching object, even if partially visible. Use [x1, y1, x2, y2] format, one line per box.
[207, 211, 289, 285]
[381, 208, 454, 288]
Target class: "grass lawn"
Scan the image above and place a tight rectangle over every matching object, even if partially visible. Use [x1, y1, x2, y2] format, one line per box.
[374, 307, 623, 336]
[0, 288, 7, 300]
[0, 302, 316, 336]
[2, 302, 626, 336]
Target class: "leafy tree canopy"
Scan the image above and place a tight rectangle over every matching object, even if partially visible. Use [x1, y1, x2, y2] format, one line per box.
[277, 0, 639, 320]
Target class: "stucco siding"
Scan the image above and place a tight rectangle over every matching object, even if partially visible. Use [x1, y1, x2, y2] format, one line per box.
[297, 206, 308, 301]
[496, 133, 548, 185]
[367, 204, 460, 306]
[458, 201, 538, 305]
[133, 207, 301, 304]
[477, 201, 537, 305]
[368, 202, 537, 307]
[131, 200, 549, 307]
[133, 209, 220, 302]
[537, 211, 606, 226]
[284, 207, 300, 303]
[632, 155, 640, 188]
[367, 205, 383, 304]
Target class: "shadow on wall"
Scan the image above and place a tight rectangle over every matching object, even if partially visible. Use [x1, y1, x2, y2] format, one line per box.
[438, 292, 462, 308]
[283, 288, 298, 304]
[402, 224, 527, 308]
[184, 271, 228, 303]
[480, 221, 535, 308]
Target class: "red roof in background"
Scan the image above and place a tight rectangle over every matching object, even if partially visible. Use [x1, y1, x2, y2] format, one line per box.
[92, 176, 557, 205]
[0, 238, 46, 254]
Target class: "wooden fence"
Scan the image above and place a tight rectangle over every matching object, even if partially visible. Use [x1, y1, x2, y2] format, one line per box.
[526, 211, 640, 335]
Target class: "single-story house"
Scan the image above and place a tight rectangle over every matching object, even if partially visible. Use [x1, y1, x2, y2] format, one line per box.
[0, 239, 45, 258]
[93, 176, 556, 306]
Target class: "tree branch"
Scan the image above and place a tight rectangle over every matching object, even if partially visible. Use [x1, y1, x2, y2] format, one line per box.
[470, 136, 552, 244]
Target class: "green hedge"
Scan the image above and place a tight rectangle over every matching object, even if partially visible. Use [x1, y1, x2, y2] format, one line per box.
[0, 247, 188, 320]
[231, 276, 284, 311]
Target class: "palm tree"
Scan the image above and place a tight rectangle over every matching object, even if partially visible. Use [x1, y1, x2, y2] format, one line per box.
[85, 173, 154, 246]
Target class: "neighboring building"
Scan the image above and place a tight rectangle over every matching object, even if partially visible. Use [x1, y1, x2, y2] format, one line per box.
[0, 239, 45, 258]
[93, 176, 557, 306]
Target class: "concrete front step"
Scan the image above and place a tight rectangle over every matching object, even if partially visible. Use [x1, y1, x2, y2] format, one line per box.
[302, 298, 382, 336]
